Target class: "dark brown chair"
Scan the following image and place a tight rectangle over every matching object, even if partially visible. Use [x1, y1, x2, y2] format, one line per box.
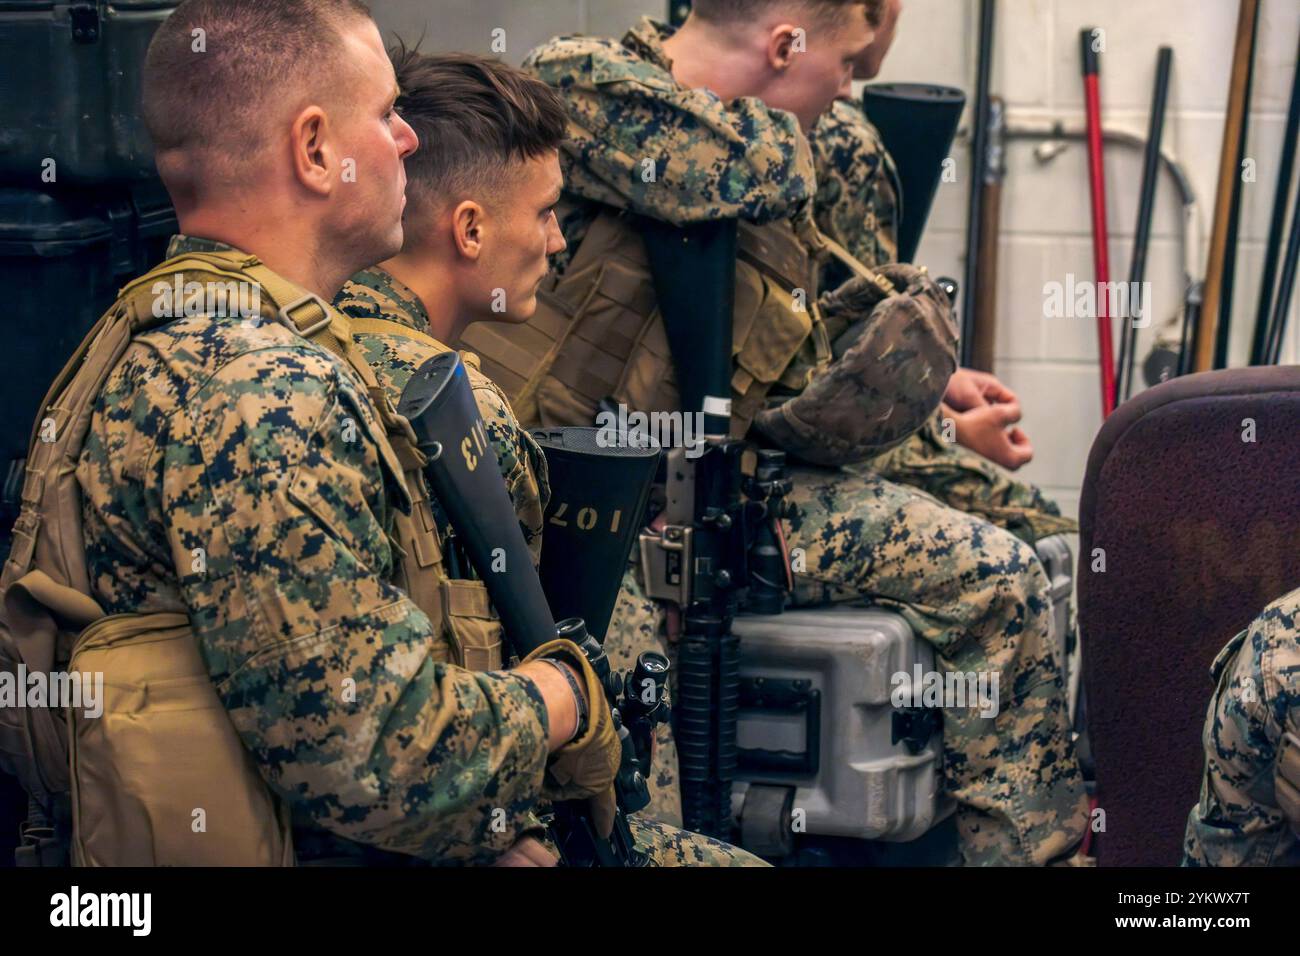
[1078, 366, 1300, 866]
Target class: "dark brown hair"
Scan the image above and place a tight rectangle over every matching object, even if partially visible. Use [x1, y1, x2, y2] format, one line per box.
[388, 45, 569, 240]
[142, 0, 372, 180]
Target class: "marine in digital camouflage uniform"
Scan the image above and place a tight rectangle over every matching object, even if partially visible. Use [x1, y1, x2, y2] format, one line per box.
[79, 233, 753, 866]
[1184, 588, 1300, 866]
[526, 17, 1087, 864]
[810, 99, 1077, 546]
[335, 264, 551, 561]
[335, 264, 686, 827]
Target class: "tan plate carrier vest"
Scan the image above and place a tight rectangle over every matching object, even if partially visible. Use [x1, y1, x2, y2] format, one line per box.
[460, 205, 884, 435]
[0, 251, 501, 866]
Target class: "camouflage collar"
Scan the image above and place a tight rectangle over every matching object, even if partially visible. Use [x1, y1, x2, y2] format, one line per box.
[623, 16, 677, 73]
[344, 266, 432, 334]
[166, 234, 242, 258]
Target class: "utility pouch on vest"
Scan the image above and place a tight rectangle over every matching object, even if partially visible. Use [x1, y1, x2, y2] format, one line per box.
[441, 579, 504, 671]
[68, 612, 294, 866]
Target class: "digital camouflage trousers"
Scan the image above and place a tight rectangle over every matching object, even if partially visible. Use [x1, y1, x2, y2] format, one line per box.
[783, 465, 1087, 865]
[602, 427, 1086, 865]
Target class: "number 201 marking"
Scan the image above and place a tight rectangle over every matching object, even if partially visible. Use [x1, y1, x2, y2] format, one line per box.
[549, 502, 622, 534]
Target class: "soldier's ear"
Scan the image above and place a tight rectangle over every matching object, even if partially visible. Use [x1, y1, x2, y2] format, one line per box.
[290, 106, 334, 197]
[766, 23, 798, 71]
[451, 199, 486, 261]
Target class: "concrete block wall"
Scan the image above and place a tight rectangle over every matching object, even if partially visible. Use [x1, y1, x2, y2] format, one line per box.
[370, 0, 1300, 518]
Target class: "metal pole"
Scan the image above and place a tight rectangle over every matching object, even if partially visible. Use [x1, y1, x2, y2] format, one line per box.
[960, 0, 995, 368]
[1116, 47, 1172, 405]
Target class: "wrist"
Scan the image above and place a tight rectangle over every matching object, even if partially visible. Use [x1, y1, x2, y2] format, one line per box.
[539, 657, 587, 745]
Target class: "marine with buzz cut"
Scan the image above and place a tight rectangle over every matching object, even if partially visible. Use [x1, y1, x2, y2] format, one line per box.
[809, 0, 1077, 546]
[467, 0, 1089, 865]
[0, 0, 756, 867]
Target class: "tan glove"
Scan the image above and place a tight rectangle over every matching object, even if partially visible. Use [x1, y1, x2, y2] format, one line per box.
[521, 638, 621, 838]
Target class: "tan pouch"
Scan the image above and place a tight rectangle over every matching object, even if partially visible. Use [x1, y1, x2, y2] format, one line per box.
[68, 612, 294, 866]
[442, 579, 505, 671]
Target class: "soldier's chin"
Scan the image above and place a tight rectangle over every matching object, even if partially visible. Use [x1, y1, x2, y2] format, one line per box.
[505, 295, 538, 323]
[378, 222, 405, 262]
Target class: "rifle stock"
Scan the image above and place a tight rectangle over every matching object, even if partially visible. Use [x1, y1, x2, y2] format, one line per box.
[396, 352, 659, 866]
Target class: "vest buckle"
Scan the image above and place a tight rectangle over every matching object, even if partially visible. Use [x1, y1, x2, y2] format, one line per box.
[278, 294, 333, 338]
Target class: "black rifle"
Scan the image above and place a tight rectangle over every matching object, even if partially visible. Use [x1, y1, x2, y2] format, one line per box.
[397, 353, 665, 867]
[634, 216, 793, 840]
[860, 83, 966, 267]
[531, 427, 660, 642]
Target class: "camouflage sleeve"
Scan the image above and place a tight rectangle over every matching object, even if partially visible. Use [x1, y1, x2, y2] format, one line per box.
[1184, 591, 1300, 866]
[170, 345, 550, 864]
[752, 263, 958, 466]
[523, 36, 816, 226]
[466, 363, 551, 563]
[810, 99, 901, 268]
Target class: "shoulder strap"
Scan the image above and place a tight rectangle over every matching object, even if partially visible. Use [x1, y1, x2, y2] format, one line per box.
[348, 314, 450, 354]
[128, 251, 426, 475]
[800, 220, 898, 297]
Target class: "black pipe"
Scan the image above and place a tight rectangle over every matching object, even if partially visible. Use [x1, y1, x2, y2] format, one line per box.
[1213, 0, 1261, 369]
[1177, 282, 1202, 377]
[960, 0, 995, 367]
[1250, 28, 1300, 364]
[1264, 160, 1300, 364]
[1117, 46, 1172, 405]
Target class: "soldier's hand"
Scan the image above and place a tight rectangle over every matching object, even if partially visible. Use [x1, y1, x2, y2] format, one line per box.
[944, 367, 1019, 412]
[520, 639, 622, 838]
[492, 835, 560, 867]
[947, 402, 1033, 471]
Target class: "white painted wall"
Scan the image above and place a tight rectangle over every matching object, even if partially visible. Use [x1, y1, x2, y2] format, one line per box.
[370, 0, 1300, 517]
